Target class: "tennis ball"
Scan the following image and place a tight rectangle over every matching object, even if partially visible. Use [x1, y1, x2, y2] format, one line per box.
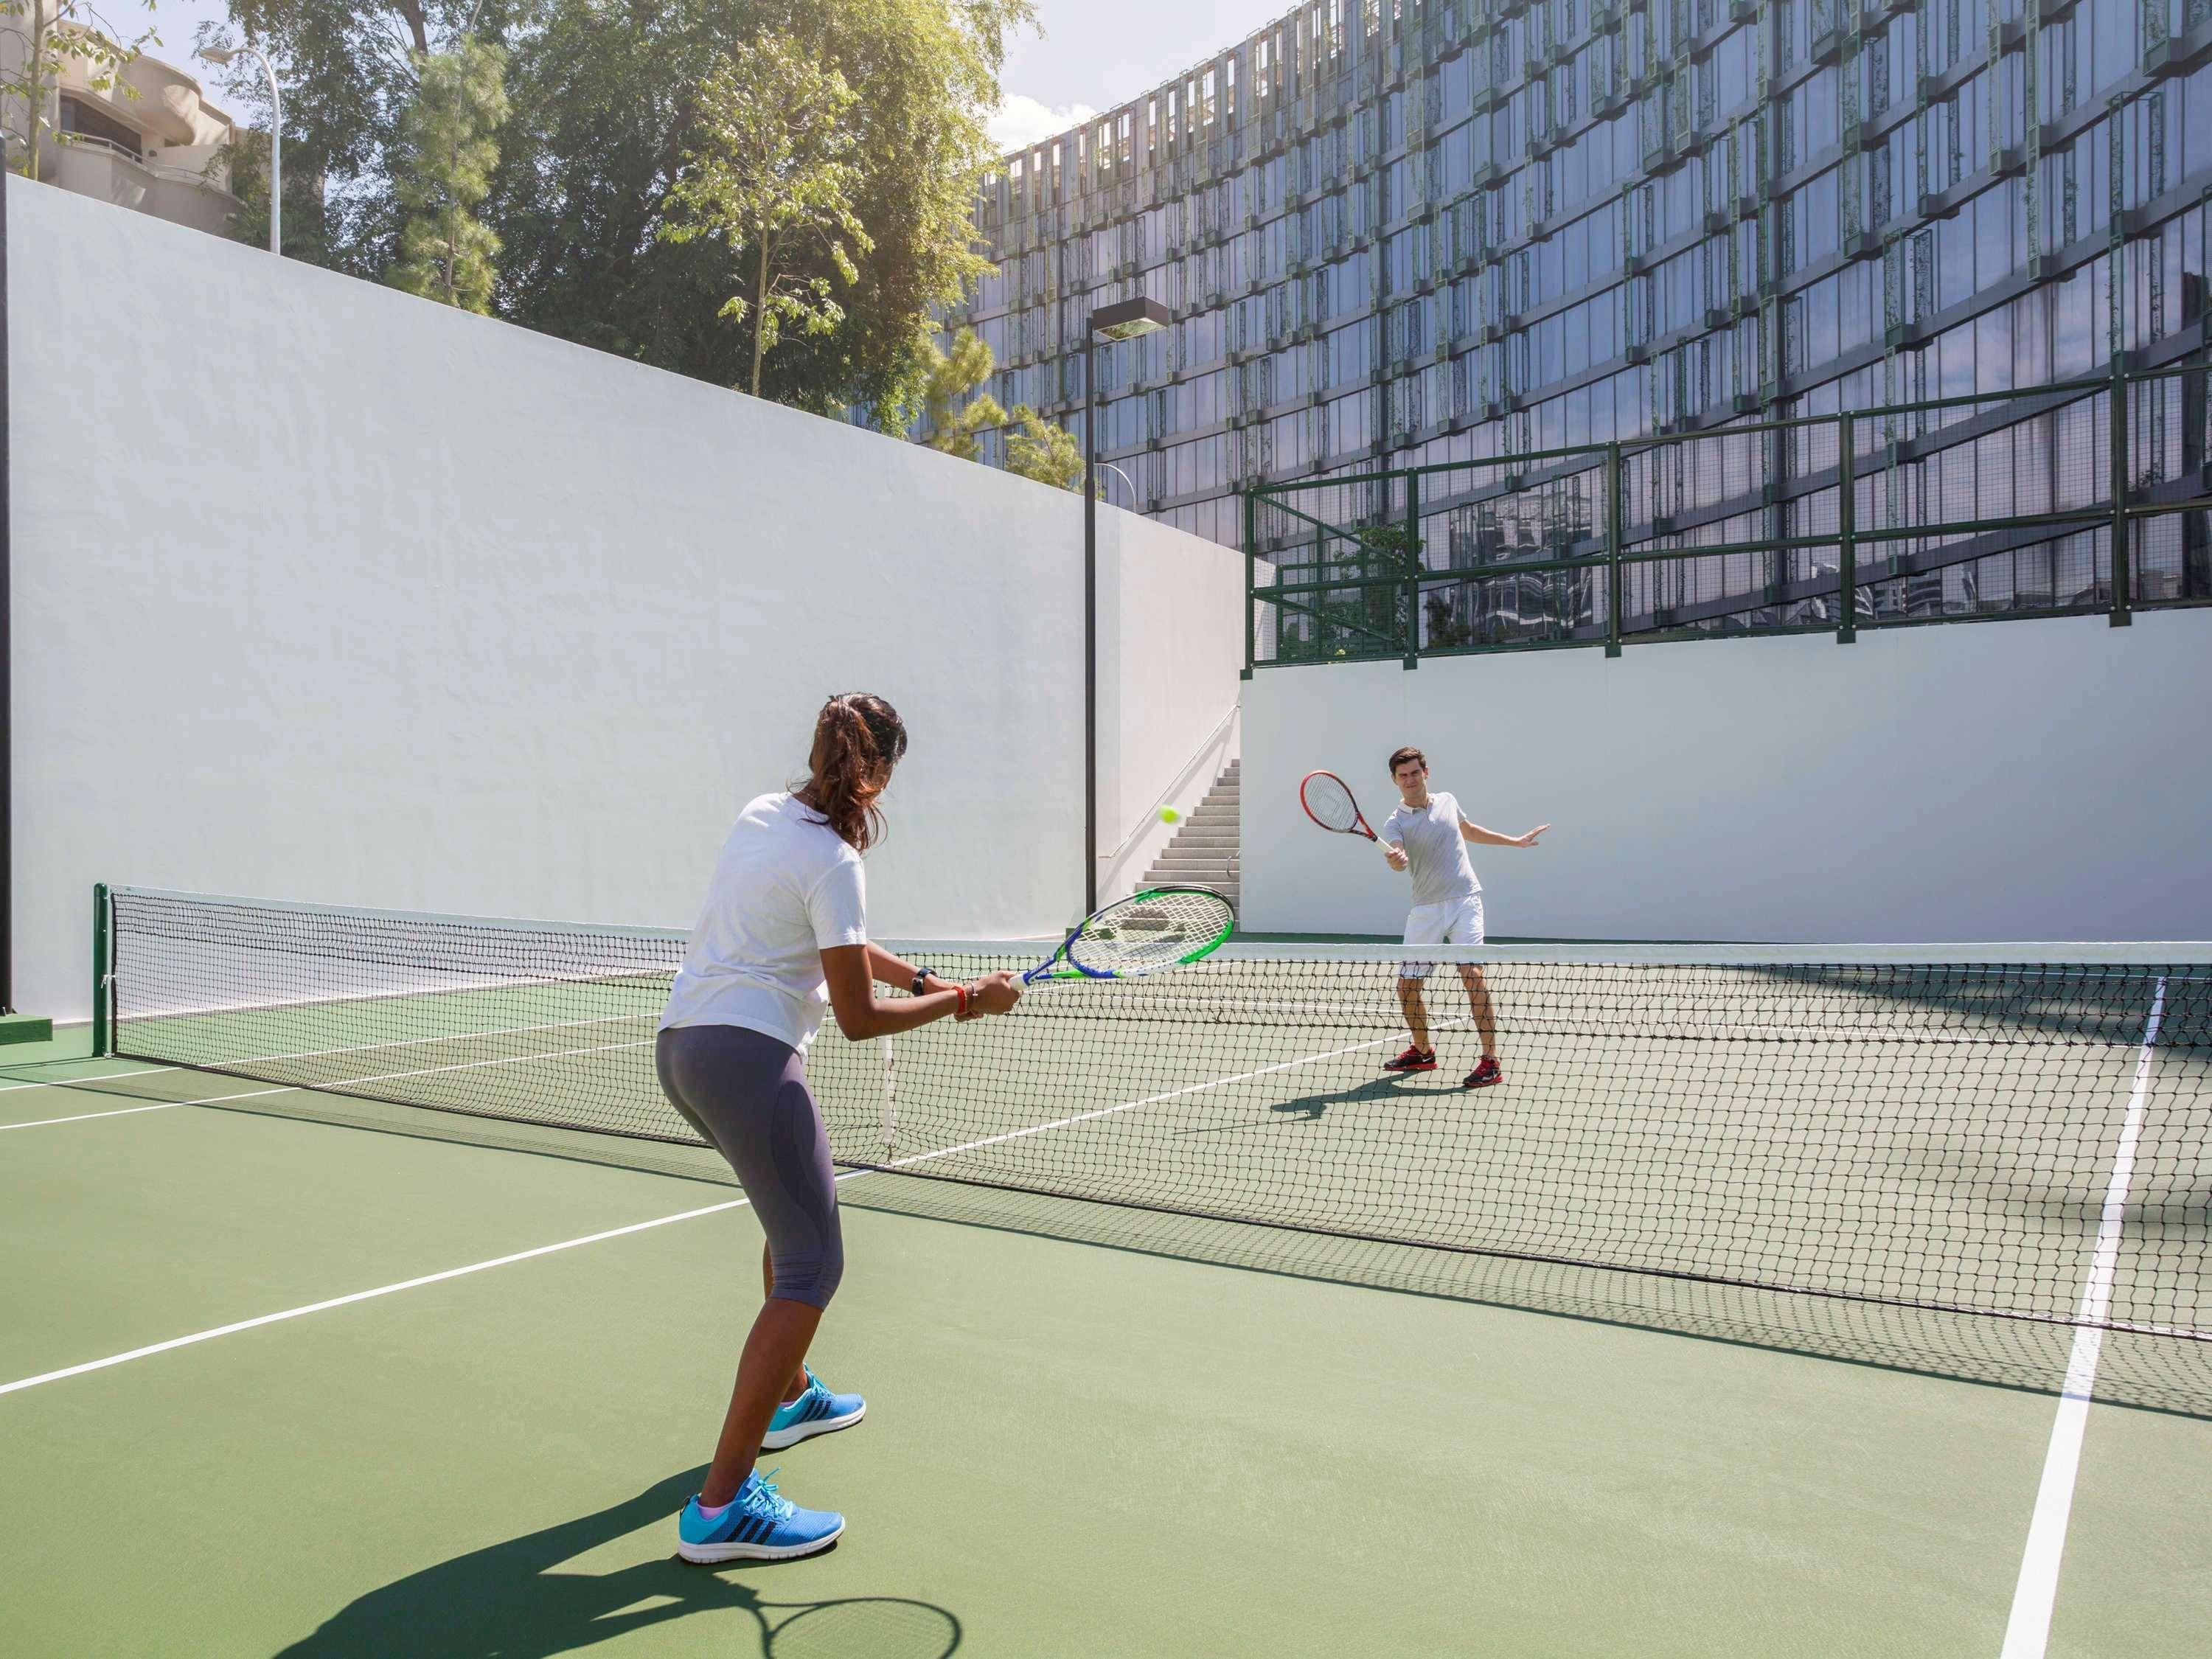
[1159, 806, 1181, 824]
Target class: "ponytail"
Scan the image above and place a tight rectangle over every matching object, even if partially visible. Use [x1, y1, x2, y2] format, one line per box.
[796, 693, 908, 852]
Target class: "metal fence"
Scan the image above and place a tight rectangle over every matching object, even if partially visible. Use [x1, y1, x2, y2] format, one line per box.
[1244, 362, 2212, 669]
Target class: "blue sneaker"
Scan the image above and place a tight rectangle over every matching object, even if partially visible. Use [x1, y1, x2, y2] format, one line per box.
[762, 1364, 866, 1450]
[677, 1468, 844, 1563]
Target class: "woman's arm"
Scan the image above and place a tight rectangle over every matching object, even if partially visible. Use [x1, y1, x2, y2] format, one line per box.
[1460, 818, 1551, 847]
[865, 942, 942, 992]
[823, 945, 1018, 1040]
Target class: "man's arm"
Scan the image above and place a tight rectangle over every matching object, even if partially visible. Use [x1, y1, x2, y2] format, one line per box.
[1461, 818, 1551, 848]
[1382, 838, 1409, 872]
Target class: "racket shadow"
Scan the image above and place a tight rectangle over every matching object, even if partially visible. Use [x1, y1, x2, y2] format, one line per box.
[274, 1467, 961, 1659]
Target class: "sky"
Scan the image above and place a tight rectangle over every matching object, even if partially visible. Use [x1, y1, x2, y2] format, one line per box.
[132, 0, 1294, 155]
[989, 0, 1295, 150]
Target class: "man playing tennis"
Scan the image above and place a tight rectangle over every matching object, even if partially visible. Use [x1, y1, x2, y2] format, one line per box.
[1377, 745, 1549, 1088]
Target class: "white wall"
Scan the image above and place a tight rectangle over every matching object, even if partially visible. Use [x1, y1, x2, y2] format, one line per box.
[1095, 507, 1246, 901]
[1245, 608, 2212, 942]
[8, 179, 1242, 1021]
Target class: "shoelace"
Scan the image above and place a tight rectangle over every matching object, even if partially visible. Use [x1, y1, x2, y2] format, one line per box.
[742, 1468, 796, 1523]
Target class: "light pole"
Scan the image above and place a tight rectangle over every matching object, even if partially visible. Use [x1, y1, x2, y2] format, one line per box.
[1081, 296, 1171, 914]
[198, 46, 282, 256]
[1095, 462, 1139, 504]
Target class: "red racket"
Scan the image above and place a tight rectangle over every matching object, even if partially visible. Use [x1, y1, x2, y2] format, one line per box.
[1300, 770, 1379, 842]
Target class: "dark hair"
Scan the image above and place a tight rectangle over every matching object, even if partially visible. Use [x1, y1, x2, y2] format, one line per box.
[796, 693, 908, 852]
[1386, 745, 1427, 777]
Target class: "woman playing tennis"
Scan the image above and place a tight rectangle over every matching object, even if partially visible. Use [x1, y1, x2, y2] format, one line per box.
[656, 692, 1020, 1562]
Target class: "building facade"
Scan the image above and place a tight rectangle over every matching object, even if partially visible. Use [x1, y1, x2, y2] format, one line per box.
[954, 0, 2212, 648]
[2, 25, 241, 237]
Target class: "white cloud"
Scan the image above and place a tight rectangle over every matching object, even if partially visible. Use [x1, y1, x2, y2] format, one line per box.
[987, 94, 1098, 153]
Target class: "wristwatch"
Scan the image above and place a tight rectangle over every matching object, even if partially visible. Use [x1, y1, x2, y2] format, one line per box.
[911, 970, 933, 998]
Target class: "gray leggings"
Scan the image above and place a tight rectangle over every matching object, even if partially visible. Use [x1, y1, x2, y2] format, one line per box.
[654, 1024, 845, 1309]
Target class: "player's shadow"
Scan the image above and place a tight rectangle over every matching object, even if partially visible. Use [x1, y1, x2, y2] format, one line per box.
[271, 1467, 960, 1659]
[1171, 1074, 1446, 1133]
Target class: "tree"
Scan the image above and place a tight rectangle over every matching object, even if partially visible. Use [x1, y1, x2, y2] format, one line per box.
[658, 35, 867, 398]
[202, 0, 1032, 411]
[490, 0, 1029, 415]
[917, 327, 1004, 461]
[2, 0, 156, 181]
[1003, 406, 1082, 492]
[197, 0, 529, 273]
[386, 37, 509, 312]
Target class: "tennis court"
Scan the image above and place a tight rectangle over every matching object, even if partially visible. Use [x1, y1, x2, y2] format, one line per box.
[2, 891, 2208, 1655]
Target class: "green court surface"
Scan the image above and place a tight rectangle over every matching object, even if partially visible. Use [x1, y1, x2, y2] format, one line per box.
[3, 1033, 2208, 1657]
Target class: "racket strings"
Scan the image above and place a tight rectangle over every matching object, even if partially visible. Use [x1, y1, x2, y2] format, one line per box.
[1073, 889, 1236, 975]
[1301, 772, 1361, 834]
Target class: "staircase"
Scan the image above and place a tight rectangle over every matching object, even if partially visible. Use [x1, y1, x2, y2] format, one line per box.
[1140, 759, 1240, 911]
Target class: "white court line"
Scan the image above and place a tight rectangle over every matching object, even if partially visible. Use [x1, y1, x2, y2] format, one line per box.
[0, 1200, 751, 1397]
[0, 1004, 653, 1121]
[875, 1026, 1412, 1171]
[1997, 976, 2168, 1659]
[0, 1034, 658, 1133]
[0, 1065, 175, 1093]
[0, 1020, 1392, 1397]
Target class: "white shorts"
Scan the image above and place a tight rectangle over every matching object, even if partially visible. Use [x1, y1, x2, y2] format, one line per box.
[1399, 894, 1484, 979]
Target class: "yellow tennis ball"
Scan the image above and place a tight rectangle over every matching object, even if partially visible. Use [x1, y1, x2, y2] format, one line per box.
[1159, 806, 1180, 824]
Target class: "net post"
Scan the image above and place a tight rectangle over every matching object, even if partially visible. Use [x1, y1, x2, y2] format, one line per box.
[1604, 445, 1623, 658]
[1401, 469, 1420, 669]
[2110, 361, 2133, 626]
[1836, 411, 1857, 644]
[90, 883, 110, 1057]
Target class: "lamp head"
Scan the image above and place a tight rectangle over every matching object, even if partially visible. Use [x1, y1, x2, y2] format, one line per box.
[1088, 296, 1172, 342]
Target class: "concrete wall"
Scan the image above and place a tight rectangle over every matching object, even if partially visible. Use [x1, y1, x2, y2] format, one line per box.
[8, 178, 1242, 1022]
[1243, 608, 2212, 943]
[1096, 507, 1246, 902]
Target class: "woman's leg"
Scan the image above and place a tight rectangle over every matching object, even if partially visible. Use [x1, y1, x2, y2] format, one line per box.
[701, 1297, 823, 1506]
[765, 1242, 810, 1405]
[656, 1026, 848, 1506]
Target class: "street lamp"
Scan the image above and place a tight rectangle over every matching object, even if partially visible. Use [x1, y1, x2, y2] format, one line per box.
[1095, 462, 1139, 504]
[1082, 295, 1171, 914]
[198, 45, 282, 256]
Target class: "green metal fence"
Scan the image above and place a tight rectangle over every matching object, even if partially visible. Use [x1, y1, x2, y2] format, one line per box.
[1243, 361, 2212, 669]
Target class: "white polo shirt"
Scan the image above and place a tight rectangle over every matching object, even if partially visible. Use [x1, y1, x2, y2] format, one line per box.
[1380, 790, 1481, 907]
[659, 792, 869, 1052]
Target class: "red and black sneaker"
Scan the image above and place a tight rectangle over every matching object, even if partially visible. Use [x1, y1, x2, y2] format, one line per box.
[1463, 1056, 1503, 1090]
[1382, 1045, 1438, 1074]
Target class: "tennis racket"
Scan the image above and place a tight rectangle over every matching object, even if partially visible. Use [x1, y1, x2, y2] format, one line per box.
[1021, 886, 1237, 984]
[1299, 770, 1380, 841]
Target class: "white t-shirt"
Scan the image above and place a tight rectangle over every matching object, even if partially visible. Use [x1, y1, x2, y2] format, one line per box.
[658, 792, 869, 1051]
[1381, 790, 1481, 908]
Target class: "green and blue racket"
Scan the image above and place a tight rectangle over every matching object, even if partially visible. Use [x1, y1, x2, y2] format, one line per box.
[1023, 886, 1237, 984]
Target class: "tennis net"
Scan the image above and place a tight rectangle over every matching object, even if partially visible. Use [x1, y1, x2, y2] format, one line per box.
[97, 884, 2212, 1340]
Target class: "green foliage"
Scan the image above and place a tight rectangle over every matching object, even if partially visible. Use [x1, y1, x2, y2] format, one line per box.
[205, 0, 1029, 411]
[2, 0, 157, 181]
[491, 0, 1030, 416]
[918, 327, 1004, 462]
[1003, 406, 1082, 492]
[658, 35, 867, 397]
[386, 38, 509, 313]
[200, 0, 529, 272]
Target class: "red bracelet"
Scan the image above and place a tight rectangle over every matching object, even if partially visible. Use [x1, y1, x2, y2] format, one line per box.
[953, 982, 970, 1018]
